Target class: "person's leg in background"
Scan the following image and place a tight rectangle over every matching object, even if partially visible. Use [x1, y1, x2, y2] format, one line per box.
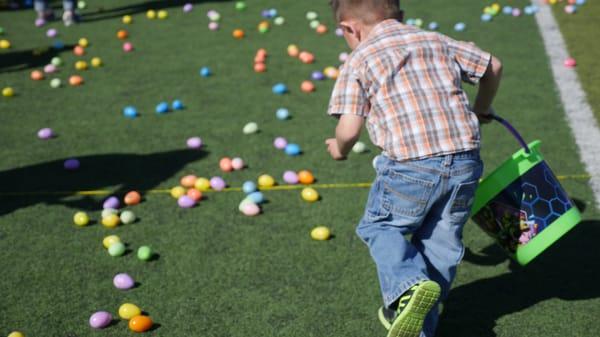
[62, 0, 76, 26]
[33, 0, 52, 25]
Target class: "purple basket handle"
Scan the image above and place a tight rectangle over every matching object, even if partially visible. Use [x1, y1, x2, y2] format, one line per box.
[492, 115, 531, 153]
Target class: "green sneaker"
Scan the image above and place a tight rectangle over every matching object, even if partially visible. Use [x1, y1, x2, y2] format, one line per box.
[377, 280, 441, 337]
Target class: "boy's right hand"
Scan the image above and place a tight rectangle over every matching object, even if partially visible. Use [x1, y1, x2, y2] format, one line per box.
[475, 107, 496, 124]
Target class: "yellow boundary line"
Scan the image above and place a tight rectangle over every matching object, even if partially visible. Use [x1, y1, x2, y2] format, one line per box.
[0, 174, 590, 197]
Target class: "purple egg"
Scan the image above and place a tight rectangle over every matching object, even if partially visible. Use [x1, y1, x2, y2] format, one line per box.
[89, 311, 112, 329]
[37, 128, 54, 139]
[113, 273, 135, 290]
[35, 18, 46, 27]
[261, 9, 271, 18]
[64, 158, 80, 170]
[178, 195, 196, 208]
[46, 28, 57, 38]
[311, 71, 325, 81]
[183, 3, 193, 12]
[335, 27, 344, 37]
[283, 170, 299, 184]
[210, 176, 226, 191]
[103, 196, 120, 210]
[186, 136, 203, 149]
[43, 64, 57, 73]
[273, 137, 287, 150]
[208, 22, 219, 31]
[206, 9, 218, 18]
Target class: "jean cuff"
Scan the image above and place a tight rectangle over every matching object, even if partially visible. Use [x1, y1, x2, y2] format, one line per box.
[384, 276, 429, 308]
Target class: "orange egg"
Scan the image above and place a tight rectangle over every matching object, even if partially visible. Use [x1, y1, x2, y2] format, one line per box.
[232, 29, 245, 39]
[287, 45, 299, 58]
[124, 191, 141, 205]
[180, 175, 197, 188]
[299, 51, 315, 64]
[219, 157, 233, 172]
[254, 54, 266, 63]
[298, 170, 315, 185]
[30, 70, 44, 81]
[129, 315, 153, 332]
[301, 80, 315, 93]
[69, 75, 84, 86]
[316, 24, 328, 34]
[254, 62, 266, 73]
[256, 48, 267, 58]
[117, 29, 128, 40]
[73, 45, 85, 56]
[186, 188, 202, 201]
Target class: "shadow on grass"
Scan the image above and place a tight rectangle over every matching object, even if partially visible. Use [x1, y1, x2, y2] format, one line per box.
[437, 218, 600, 337]
[0, 44, 75, 73]
[0, 148, 208, 216]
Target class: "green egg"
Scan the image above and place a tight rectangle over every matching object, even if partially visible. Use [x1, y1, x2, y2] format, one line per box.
[137, 246, 152, 261]
[108, 242, 126, 257]
[120, 210, 136, 225]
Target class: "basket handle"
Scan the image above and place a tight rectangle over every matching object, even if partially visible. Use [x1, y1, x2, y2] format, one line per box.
[491, 115, 531, 153]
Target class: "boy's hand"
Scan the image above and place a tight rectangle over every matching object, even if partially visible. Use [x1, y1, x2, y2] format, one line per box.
[326, 138, 346, 160]
[476, 107, 496, 124]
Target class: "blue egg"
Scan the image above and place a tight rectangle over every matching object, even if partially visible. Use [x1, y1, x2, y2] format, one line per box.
[155, 102, 169, 114]
[481, 13, 492, 22]
[172, 100, 184, 110]
[123, 106, 138, 118]
[199, 67, 212, 77]
[502, 6, 513, 15]
[52, 40, 64, 50]
[268, 8, 277, 17]
[405, 18, 415, 26]
[427, 22, 439, 30]
[524, 6, 534, 15]
[453, 22, 466, 32]
[576, 0, 585, 5]
[276, 108, 290, 120]
[242, 181, 257, 194]
[248, 191, 265, 204]
[284, 143, 301, 156]
[272, 83, 288, 95]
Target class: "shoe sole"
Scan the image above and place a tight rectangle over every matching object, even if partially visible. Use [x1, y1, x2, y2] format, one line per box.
[386, 281, 441, 337]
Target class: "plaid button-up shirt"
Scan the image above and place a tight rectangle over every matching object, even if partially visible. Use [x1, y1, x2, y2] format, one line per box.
[328, 19, 491, 161]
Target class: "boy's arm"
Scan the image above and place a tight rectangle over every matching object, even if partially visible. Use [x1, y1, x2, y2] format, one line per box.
[326, 114, 365, 160]
[473, 56, 503, 123]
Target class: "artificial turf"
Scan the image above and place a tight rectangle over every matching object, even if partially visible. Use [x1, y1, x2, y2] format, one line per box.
[1, 1, 599, 336]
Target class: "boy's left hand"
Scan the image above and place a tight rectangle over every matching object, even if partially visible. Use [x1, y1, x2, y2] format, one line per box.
[326, 138, 346, 160]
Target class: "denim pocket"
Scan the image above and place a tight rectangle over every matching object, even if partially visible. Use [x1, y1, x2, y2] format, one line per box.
[449, 180, 479, 222]
[381, 170, 435, 218]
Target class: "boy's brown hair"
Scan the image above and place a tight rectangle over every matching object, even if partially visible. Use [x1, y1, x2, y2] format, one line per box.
[329, 0, 402, 24]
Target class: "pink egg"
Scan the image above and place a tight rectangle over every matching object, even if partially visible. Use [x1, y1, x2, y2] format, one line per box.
[186, 136, 203, 149]
[37, 127, 54, 139]
[242, 202, 260, 216]
[512, 8, 521, 16]
[210, 176, 226, 191]
[113, 273, 135, 290]
[103, 196, 120, 209]
[46, 28, 57, 38]
[123, 42, 133, 52]
[208, 22, 219, 31]
[339, 52, 349, 62]
[89, 311, 112, 329]
[64, 158, 80, 170]
[183, 3, 193, 12]
[44, 64, 57, 73]
[283, 170, 299, 184]
[178, 195, 196, 208]
[231, 157, 244, 170]
[273, 137, 287, 149]
[564, 57, 577, 68]
[35, 18, 46, 27]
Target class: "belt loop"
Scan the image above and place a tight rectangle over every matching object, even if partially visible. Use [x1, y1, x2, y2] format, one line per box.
[442, 154, 453, 167]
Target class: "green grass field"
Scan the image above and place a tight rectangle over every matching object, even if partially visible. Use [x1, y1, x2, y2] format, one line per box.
[1, 1, 599, 336]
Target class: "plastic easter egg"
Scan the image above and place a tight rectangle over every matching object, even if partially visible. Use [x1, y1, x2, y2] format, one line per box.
[284, 143, 301, 156]
[78, 38, 89, 48]
[287, 44, 299, 57]
[155, 102, 169, 114]
[108, 242, 126, 256]
[157, 10, 168, 19]
[239, 198, 254, 212]
[301, 187, 319, 202]
[120, 210, 136, 225]
[119, 303, 141, 320]
[242, 202, 260, 216]
[89, 311, 112, 329]
[170, 186, 186, 198]
[258, 174, 275, 188]
[46, 28, 57, 38]
[276, 108, 290, 120]
[298, 170, 315, 185]
[90, 57, 102, 67]
[172, 100, 184, 110]
[50, 78, 61, 88]
[219, 157, 233, 172]
[208, 22, 219, 31]
[312, 71, 325, 80]
[207, 10, 221, 21]
[565, 5, 577, 14]
[73, 211, 89, 226]
[183, 3, 193, 12]
[512, 8, 521, 16]
[272, 83, 288, 95]
[129, 315, 153, 332]
[248, 191, 265, 204]
[316, 24, 327, 34]
[0, 39, 10, 49]
[231, 157, 244, 170]
[122, 15, 132, 24]
[274, 16, 285, 25]
[199, 67, 212, 77]
[177, 195, 196, 208]
[243, 122, 258, 134]
[195, 177, 211, 191]
[37, 127, 54, 139]
[180, 175, 197, 188]
[113, 273, 135, 290]
[235, 1, 246, 10]
[187, 137, 203, 149]
[73, 45, 85, 56]
[481, 13, 492, 22]
[68, 75, 83, 86]
[299, 51, 314, 64]
[123, 106, 137, 118]
[242, 181, 257, 194]
[353, 141, 367, 153]
[274, 137, 287, 149]
[64, 158, 80, 170]
[306, 11, 318, 20]
[102, 214, 120, 228]
[311, 226, 331, 240]
[309, 20, 320, 29]
[102, 208, 118, 218]
[2, 87, 14, 97]
[324, 66, 339, 79]
[233, 29, 245, 39]
[123, 42, 133, 52]
[301, 80, 315, 93]
[103, 196, 120, 209]
[254, 62, 266, 72]
[75, 60, 88, 71]
[564, 57, 576, 68]
[54, 41, 65, 50]
[187, 188, 202, 201]
[146, 9, 156, 18]
[78, 1, 86, 9]
[51, 56, 62, 66]
[103, 235, 121, 249]
[428, 22, 439, 30]
[137, 245, 152, 260]
[283, 170, 299, 184]
[31, 70, 44, 81]
[117, 29, 128, 40]
[210, 176, 226, 191]
[7, 331, 25, 337]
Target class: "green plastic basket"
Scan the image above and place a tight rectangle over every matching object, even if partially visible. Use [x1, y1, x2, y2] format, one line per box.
[470, 116, 581, 265]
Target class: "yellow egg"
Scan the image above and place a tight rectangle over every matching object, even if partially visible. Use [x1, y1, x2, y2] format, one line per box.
[157, 10, 168, 19]
[311, 226, 331, 241]
[170, 186, 186, 198]
[73, 211, 89, 226]
[301, 187, 319, 202]
[194, 177, 211, 191]
[102, 214, 120, 228]
[2, 87, 14, 97]
[103, 235, 121, 249]
[91, 57, 102, 67]
[78, 38, 89, 47]
[258, 174, 275, 188]
[146, 10, 156, 19]
[119, 303, 142, 320]
[75, 60, 88, 70]
[8, 332, 25, 337]
[122, 15, 132, 24]
[0, 39, 11, 49]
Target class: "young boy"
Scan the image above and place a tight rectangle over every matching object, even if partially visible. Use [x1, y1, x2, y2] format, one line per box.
[325, 1, 502, 337]
[34, 0, 76, 26]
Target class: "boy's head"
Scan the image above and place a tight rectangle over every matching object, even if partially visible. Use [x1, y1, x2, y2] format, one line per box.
[330, 0, 403, 49]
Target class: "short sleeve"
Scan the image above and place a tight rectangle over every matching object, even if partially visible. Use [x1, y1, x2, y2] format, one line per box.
[327, 65, 369, 117]
[445, 37, 491, 85]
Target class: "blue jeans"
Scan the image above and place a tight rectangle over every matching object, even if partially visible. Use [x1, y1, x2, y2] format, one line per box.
[34, 0, 74, 11]
[357, 150, 483, 337]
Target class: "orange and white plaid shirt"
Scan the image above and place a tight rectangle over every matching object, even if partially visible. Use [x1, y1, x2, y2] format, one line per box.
[328, 19, 491, 161]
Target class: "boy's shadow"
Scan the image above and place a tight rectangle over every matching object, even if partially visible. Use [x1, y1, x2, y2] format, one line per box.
[437, 205, 599, 337]
[0, 45, 75, 73]
[0, 148, 208, 216]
